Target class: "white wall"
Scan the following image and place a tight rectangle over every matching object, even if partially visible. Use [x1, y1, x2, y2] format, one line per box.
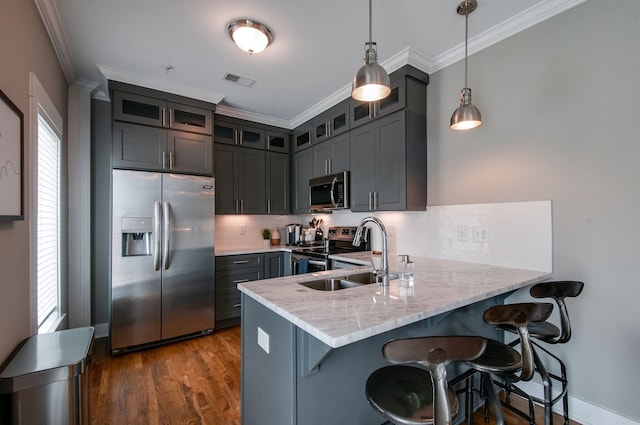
[426, 0, 639, 422]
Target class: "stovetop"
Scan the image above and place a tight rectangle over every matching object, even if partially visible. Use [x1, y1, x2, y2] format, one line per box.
[291, 226, 370, 258]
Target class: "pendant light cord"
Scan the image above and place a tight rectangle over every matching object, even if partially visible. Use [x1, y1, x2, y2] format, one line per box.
[369, 0, 373, 46]
[464, 2, 469, 89]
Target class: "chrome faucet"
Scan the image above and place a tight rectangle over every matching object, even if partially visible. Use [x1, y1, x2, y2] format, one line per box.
[353, 216, 389, 285]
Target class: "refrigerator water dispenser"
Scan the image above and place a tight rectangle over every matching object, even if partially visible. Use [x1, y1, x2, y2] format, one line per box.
[121, 217, 153, 256]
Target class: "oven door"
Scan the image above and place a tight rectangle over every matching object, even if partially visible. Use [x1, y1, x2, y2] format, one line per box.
[291, 253, 327, 275]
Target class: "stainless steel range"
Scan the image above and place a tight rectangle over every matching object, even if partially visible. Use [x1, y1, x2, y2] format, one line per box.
[291, 226, 370, 275]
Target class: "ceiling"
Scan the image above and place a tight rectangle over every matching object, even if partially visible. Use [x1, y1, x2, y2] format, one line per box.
[39, 0, 585, 129]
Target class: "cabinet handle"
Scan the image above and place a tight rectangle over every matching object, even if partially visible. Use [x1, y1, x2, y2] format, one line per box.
[233, 279, 250, 284]
[328, 158, 332, 174]
[267, 200, 271, 214]
[373, 191, 378, 210]
[327, 122, 332, 138]
[169, 151, 174, 169]
[162, 107, 167, 127]
[233, 260, 250, 264]
[369, 192, 373, 211]
[232, 303, 242, 308]
[168, 108, 173, 128]
[240, 199, 244, 214]
[238, 131, 243, 145]
[162, 152, 167, 169]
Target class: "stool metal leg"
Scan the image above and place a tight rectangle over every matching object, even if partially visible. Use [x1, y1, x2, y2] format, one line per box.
[481, 372, 506, 425]
[533, 348, 553, 425]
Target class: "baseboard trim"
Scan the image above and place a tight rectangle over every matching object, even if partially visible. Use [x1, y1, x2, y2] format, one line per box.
[514, 381, 639, 425]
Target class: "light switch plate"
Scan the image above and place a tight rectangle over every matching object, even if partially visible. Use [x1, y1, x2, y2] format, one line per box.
[257, 327, 270, 354]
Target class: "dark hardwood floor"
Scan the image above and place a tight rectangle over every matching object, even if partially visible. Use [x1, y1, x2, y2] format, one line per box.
[90, 326, 579, 424]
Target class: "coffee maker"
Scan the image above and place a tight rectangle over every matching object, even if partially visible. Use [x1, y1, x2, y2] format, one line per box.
[285, 224, 302, 246]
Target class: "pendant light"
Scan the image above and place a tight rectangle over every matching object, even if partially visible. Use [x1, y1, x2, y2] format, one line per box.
[228, 19, 273, 55]
[450, 0, 483, 130]
[351, 0, 391, 102]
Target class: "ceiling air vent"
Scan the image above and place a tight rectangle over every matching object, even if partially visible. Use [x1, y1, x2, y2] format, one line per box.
[223, 73, 256, 88]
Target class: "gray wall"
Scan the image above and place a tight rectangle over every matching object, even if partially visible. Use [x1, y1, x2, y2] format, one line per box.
[0, 0, 68, 360]
[427, 0, 638, 420]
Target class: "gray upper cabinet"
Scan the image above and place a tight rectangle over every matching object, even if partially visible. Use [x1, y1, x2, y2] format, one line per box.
[266, 152, 289, 214]
[214, 116, 290, 215]
[313, 100, 350, 143]
[214, 117, 266, 150]
[110, 82, 215, 176]
[293, 123, 313, 153]
[312, 133, 350, 177]
[113, 91, 213, 135]
[293, 147, 313, 214]
[168, 130, 213, 175]
[214, 144, 266, 214]
[266, 130, 290, 153]
[350, 109, 426, 212]
[113, 122, 213, 175]
[350, 75, 406, 129]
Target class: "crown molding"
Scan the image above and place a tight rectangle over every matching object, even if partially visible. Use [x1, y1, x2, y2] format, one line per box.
[431, 0, 589, 72]
[96, 64, 226, 105]
[34, 0, 75, 82]
[215, 105, 291, 129]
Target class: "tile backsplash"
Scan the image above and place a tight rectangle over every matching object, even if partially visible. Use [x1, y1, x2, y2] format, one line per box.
[215, 200, 552, 273]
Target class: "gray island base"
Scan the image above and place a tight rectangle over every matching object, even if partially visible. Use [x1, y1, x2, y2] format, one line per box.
[238, 256, 550, 425]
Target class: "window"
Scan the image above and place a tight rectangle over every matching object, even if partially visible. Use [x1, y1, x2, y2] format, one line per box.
[29, 73, 65, 334]
[36, 113, 61, 330]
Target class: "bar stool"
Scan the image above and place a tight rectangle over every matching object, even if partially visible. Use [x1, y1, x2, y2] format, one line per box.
[452, 302, 554, 425]
[366, 335, 487, 425]
[497, 281, 584, 425]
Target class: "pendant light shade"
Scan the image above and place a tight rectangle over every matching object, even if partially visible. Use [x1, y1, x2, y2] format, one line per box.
[228, 19, 273, 54]
[450, 0, 483, 130]
[352, 0, 391, 102]
[450, 88, 482, 130]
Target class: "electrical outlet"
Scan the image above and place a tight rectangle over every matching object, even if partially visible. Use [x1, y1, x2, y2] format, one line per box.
[457, 226, 468, 241]
[239, 224, 246, 235]
[258, 327, 269, 354]
[472, 227, 489, 243]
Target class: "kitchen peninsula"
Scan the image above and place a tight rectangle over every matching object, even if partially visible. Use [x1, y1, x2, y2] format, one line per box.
[238, 254, 550, 425]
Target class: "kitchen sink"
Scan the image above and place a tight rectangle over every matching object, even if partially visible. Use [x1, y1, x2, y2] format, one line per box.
[298, 272, 399, 291]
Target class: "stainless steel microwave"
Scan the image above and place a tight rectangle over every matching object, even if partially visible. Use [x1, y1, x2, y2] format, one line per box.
[309, 171, 349, 212]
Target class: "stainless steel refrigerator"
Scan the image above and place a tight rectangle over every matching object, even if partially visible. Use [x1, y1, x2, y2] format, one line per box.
[111, 169, 215, 352]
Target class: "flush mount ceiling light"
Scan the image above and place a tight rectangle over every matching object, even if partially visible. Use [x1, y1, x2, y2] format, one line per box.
[351, 0, 391, 102]
[450, 0, 483, 131]
[227, 19, 273, 54]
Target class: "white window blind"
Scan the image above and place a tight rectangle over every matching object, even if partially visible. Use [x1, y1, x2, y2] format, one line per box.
[37, 113, 61, 329]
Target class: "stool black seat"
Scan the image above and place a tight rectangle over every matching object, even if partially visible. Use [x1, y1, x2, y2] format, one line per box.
[458, 302, 553, 425]
[497, 280, 584, 425]
[366, 335, 487, 425]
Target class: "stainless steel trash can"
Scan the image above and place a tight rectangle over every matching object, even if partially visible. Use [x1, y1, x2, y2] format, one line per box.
[0, 327, 95, 425]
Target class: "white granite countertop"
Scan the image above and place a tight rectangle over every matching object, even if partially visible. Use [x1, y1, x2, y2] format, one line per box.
[238, 253, 551, 348]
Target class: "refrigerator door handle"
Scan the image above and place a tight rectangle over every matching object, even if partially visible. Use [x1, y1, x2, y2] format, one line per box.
[153, 201, 162, 271]
[163, 201, 171, 270]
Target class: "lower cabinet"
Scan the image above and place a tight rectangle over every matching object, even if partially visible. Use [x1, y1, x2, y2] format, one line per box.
[215, 252, 286, 329]
[265, 252, 285, 278]
[215, 254, 264, 328]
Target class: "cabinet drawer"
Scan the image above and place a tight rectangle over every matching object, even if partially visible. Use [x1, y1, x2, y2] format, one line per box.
[216, 253, 264, 270]
[216, 267, 264, 292]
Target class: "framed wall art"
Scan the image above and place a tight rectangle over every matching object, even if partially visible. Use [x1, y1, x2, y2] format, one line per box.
[0, 89, 24, 221]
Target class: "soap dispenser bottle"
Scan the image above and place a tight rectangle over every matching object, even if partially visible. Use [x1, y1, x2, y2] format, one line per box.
[398, 254, 414, 284]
